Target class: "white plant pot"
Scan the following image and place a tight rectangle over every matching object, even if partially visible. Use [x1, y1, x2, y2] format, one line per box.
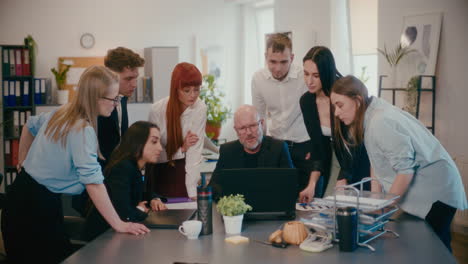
[223, 214, 244, 234]
[57, 90, 69, 105]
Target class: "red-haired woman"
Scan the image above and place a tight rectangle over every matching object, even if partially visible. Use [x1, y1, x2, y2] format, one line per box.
[146, 62, 207, 199]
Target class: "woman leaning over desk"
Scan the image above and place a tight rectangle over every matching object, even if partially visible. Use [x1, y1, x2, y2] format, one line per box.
[1, 66, 150, 264]
[83, 121, 167, 241]
[330, 75, 468, 251]
[146, 62, 207, 199]
[299, 46, 370, 201]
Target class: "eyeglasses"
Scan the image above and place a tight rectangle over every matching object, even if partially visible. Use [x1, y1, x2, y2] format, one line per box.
[236, 120, 261, 134]
[180, 87, 201, 96]
[101, 96, 121, 105]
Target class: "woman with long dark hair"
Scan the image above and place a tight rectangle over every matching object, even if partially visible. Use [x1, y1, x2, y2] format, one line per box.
[299, 46, 370, 202]
[330, 75, 468, 251]
[83, 121, 167, 241]
[146, 62, 207, 199]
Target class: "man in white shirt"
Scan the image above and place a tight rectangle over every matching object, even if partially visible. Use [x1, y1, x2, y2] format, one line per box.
[251, 33, 321, 202]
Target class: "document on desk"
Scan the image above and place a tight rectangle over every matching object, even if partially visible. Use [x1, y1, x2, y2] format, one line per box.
[166, 201, 197, 210]
[323, 195, 393, 210]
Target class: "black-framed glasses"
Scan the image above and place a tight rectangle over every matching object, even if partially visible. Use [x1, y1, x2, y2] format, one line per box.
[235, 120, 262, 134]
[101, 96, 121, 105]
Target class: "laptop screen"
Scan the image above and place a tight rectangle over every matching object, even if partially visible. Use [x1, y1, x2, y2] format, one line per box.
[143, 209, 197, 229]
[217, 168, 298, 218]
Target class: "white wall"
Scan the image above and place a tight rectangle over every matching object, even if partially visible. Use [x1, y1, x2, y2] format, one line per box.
[0, 0, 242, 140]
[378, 0, 468, 226]
[274, 0, 331, 64]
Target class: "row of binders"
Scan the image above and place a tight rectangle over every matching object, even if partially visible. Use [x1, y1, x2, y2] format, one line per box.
[2, 47, 31, 77]
[2, 78, 52, 106]
[3, 171, 18, 187]
[4, 110, 31, 138]
[128, 76, 153, 103]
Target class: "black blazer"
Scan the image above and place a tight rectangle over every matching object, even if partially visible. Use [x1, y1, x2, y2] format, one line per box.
[299, 92, 333, 175]
[97, 97, 128, 168]
[82, 159, 165, 241]
[300, 91, 371, 185]
[208, 136, 294, 200]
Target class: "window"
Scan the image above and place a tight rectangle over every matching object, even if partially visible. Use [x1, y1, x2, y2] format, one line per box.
[242, 0, 274, 104]
[349, 0, 378, 96]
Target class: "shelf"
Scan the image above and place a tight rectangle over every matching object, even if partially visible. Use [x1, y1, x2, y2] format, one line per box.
[379, 87, 433, 92]
[2, 44, 35, 191]
[37, 104, 61, 107]
[2, 75, 34, 80]
[378, 75, 436, 134]
[1, 44, 27, 49]
[4, 106, 34, 111]
[3, 136, 20, 140]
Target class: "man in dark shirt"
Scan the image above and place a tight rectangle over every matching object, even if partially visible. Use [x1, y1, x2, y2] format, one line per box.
[208, 105, 293, 200]
[73, 47, 145, 216]
[98, 47, 145, 167]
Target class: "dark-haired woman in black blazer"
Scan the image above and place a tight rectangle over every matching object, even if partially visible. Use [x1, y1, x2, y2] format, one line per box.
[83, 121, 167, 241]
[299, 46, 370, 202]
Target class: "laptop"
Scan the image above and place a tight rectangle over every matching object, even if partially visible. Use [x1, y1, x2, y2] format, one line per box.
[218, 168, 299, 220]
[143, 209, 197, 229]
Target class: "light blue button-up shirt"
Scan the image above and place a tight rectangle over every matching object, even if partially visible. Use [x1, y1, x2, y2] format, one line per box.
[364, 97, 467, 218]
[22, 111, 104, 194]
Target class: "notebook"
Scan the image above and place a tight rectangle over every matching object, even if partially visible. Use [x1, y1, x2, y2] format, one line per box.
[218, 168, 299, 220]
[143, 209, 197, 229]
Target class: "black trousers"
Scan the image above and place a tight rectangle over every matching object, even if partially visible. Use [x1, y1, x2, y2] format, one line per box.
[286, 140, 325, 198]
[425, 200, 457, 252]
[1, 170, 73, 264]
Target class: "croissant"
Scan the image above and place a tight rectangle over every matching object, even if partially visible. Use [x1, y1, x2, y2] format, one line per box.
[282, 221, 308, 245]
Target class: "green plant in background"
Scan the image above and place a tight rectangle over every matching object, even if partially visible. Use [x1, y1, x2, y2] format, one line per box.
[24, 35, 38, 76]
[404, 75, 420, 117]
[377, 43, 416, 67]
[51, 59, 71, 90]
[358, 66, 370, 84]
[200, 74, 232, 127]
[216, 194, 252, 216]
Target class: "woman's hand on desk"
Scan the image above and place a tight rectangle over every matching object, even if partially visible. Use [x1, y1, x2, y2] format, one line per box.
[137, 201, 150, 213]
[299, 185, 315, 204]
[150, 198, 168, 211]
[114, 221, 150, 236]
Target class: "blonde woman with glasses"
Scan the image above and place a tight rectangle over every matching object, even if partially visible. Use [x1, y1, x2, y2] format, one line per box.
[1, 66, 150, 264]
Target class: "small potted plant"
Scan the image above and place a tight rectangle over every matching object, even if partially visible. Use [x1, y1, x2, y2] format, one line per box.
[216, 194, 252, 234]
[199, 74, 232, 140]
[51, 60, 71, 104]
[377, 43, 416, 88]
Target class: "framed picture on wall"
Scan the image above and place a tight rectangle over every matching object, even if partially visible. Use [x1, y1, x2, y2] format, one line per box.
[399, 12, 443, 78]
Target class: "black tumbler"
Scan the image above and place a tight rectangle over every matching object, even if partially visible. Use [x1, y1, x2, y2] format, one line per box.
[197, 185, 212, 235]
[336, 207, 358, 252]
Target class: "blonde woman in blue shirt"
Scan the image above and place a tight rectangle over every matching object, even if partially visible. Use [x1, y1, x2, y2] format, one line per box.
[330, 75, 467, 251]
[1, 66, 150, 264]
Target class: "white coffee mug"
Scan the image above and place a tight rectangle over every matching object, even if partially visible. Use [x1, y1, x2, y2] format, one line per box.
[178, 220, 202, 239]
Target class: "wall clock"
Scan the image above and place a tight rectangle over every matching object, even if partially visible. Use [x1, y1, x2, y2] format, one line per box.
[80, 33, 95, 49]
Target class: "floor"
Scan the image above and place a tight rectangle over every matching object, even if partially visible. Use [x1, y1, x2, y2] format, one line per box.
[452, 229, 468, 264]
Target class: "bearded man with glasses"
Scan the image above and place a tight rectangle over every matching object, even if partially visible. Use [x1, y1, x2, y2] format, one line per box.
[208, 105, 293, 200]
